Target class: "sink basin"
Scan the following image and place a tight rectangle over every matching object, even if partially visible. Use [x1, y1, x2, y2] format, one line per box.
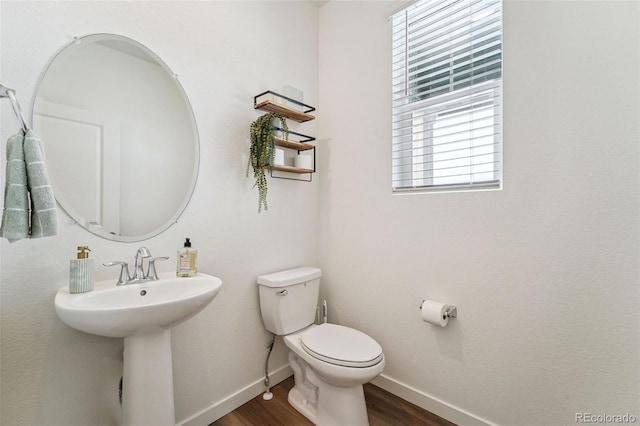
[55, 272, 222, 425]
[55, 272, 222, 338]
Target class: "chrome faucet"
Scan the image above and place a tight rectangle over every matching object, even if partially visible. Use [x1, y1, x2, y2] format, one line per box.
[104, 247, 169, 286]
[132, 247, 151, 281]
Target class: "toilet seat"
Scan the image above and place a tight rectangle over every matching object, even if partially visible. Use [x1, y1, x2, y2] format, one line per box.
[301, 323, 383, 368]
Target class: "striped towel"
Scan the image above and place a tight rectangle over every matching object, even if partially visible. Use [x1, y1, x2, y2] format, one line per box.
[0, 130, 58, 241]
[0, 132, 29, 240]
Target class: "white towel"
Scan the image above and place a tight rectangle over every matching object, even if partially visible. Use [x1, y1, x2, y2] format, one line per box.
[0, 129, 58, 241]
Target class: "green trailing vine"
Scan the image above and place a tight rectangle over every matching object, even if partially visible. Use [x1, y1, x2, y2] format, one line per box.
[247, 112, 288, 212]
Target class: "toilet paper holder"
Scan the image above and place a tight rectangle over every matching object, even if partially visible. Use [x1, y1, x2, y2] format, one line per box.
[444, 306, 457, 319]
[420, 300, 457, 319]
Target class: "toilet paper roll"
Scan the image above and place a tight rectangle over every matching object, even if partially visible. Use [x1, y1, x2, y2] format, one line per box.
[273, 148, 285, 166]
[294, 155, 313, 171]
[420, 300, 450, 327]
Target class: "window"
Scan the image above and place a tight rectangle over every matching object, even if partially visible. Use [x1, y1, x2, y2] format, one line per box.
[391, 0, 503, 192]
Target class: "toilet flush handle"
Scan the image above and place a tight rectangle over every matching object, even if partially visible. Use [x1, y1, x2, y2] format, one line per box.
[277, 290, 288, 296]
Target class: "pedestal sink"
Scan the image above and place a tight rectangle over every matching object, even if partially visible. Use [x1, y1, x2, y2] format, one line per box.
[55, 272, 222, 426]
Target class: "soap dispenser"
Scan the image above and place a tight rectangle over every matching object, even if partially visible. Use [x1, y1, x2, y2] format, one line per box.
[176, 238, 198, 277]
[70, 246, 94, 294]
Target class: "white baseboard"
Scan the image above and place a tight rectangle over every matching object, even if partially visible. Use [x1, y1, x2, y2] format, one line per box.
[178, 368, 493, 426]
[371, 374, 495, 426]
[177, 364, 293, 426]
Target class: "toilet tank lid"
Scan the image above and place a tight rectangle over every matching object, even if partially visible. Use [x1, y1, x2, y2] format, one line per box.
[257, 267, 322, 288]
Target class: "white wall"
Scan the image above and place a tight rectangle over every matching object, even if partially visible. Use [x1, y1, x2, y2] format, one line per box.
[1, 1, 318, 425]
[318, 1, 639, 425]
[2, 1, 638, 426]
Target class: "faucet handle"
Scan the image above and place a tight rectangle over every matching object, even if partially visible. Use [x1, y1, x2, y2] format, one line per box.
[145, 257, 169, 280]
[103, 261, 131, 285]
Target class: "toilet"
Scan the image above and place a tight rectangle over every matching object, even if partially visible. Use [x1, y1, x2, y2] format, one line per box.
[257, 267, 385, 426]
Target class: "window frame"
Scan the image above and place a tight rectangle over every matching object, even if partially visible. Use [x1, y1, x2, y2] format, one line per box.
[391, 0, 503, 194]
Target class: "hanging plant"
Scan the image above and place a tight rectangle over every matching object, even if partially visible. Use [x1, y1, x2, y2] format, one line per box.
[247, 112, 288, 212]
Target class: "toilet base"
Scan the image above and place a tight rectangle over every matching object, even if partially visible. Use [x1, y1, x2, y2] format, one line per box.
[288, 386, 318, 423]
[288, 352, 370, 426]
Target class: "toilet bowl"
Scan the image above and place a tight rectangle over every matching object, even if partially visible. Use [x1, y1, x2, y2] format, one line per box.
[257, 267, 385, 426]
[283, 323, 385, 425]
[287, 323, 384, 386]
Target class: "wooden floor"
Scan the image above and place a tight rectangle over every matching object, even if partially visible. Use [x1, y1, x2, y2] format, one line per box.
[211, 376, 456, 426]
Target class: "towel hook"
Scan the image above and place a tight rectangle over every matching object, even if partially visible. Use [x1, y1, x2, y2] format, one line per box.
[0, 84, 29, 133]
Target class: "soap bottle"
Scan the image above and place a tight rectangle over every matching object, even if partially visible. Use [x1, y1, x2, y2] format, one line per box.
[69, 246, 94, 294]
[176, 238, 197, 277]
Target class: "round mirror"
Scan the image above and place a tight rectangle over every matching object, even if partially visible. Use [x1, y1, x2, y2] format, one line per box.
[33, 34, 199, 242]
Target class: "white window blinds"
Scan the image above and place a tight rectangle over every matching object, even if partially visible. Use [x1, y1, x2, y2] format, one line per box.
[392, 0, 503, 192]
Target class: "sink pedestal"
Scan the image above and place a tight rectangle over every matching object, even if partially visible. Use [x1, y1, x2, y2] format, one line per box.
[122, 329, 175, 426]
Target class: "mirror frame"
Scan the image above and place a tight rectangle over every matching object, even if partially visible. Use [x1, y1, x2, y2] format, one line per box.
[33, 33, 200, 242]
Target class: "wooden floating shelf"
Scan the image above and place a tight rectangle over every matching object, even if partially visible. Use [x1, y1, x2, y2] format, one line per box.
[253, 91, 316, 182]
[255, 100, 315, 123]
[269, 165, 314, 174]
[274, 137, 315, 151]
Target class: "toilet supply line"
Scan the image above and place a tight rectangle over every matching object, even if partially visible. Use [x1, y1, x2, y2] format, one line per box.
[263, 334, 276, 400]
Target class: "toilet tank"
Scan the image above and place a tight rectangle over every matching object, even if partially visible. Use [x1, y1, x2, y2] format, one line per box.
[257, 267, 321, 335]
